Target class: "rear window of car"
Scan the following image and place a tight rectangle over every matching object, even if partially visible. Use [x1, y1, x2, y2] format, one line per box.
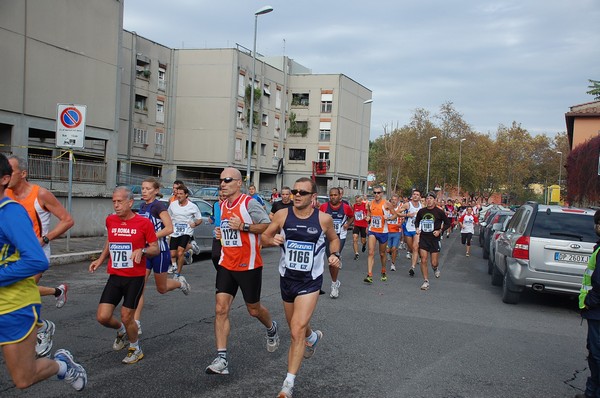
[530, 211, 597, 243]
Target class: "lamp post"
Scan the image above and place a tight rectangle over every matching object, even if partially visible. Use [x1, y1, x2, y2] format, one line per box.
[556, 151, 563, 186]
[457, 138, 466, 199]
[358, 99, 373, 195]
[426, 136, 437, 193]
[245, 5, 274, 185]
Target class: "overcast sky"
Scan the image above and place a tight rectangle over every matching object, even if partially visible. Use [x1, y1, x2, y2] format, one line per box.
[123, 0, 599, 140]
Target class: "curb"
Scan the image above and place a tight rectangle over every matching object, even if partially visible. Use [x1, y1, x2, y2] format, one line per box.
[50, 250, 102, 266]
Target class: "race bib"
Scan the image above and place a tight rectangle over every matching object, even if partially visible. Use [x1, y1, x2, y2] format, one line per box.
[221, 219, 242, 247]
[284, 240, 315, 272]
[333, 219, 343, 234]
[371, 216, 382, 229]
[109, 242, 133, 269]
[355, 210, 364, 221]
[174, 223, 187, 234]
[421, 219, 435, 233]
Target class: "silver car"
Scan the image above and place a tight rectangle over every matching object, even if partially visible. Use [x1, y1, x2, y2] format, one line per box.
[493, 203, 597, 304]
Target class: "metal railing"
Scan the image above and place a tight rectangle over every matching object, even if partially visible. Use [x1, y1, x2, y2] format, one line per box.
[28, 154, 106, 183]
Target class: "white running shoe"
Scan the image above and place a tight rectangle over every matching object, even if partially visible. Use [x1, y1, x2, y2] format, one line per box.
[184, 249, 193, 265]
[278, 380, 294, 398]
[54, 349, 87, 391]
[304, 330, 323, 359]
[191, 240, 201, 255]
[390, 264, 396, 272]
[177, 275, 191, 295]
[330, 280, 340, 299]
[434, 267, 441, 278]
[406, 252, 412, 259]
[167, 263, 177, 274]
[56, 284, 68, 308]
[113, 332, 128, 351]
[136, 320, 142, 336]
[420, 280, 430, 290]
[205, 356, 229, 375]
[267, 321, 280, 352]
[36, 319, 56, 357]
[122, 347, 144, 364]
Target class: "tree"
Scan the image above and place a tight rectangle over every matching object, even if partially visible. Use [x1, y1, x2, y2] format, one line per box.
[587, 79, 600, 100]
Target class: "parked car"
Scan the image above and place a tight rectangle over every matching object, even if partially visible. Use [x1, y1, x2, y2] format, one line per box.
[481, 210, 514, 260]
[194, 186, 219, 198]
[487, 215, 513, 275]
[492, 202, 598, 304]
[478, 206, 503, 245]
[132, 197, 214, 254]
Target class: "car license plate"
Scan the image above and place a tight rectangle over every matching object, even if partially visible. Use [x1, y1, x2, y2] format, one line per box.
[554, 252, 590, 264]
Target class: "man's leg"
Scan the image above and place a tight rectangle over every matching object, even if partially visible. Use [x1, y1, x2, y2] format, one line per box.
[366, 234, 377, 277]
[419, 248, 430, 281]
[283, 291, 319, 375]
[353, 233, 359, 256]
[378, 241, 387, 274]
[2, 328, 59, 389]
[176, 246, 186, 274]
[214, 293, 234, 350]
[586, 319, 600, 397]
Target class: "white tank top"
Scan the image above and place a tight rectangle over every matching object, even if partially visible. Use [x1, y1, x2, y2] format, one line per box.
[405, 201, 422, 232]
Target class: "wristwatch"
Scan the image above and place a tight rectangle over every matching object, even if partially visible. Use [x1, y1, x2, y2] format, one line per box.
[242, 223, 250, 232]
[42, 235, 50, 244]
[332, 252, 341, 258]
[141, 248, 147, 255]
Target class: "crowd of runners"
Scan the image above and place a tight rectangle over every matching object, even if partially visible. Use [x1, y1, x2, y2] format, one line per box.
[1, 154, 489, 397]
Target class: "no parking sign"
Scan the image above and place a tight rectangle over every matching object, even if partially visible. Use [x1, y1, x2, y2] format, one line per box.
[56, 104, 86, 149]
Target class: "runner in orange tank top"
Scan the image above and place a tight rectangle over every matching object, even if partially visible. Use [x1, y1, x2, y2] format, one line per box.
[364, 186, 397, 284]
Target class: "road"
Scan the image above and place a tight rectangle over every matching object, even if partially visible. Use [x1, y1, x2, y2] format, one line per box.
[0, 232, 589, 397]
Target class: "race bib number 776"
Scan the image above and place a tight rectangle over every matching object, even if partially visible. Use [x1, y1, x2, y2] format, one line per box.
[109, 242, 133, 269]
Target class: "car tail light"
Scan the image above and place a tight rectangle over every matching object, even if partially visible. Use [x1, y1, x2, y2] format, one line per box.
[494, 232, 502, 241]
[513, 236, 529, 260]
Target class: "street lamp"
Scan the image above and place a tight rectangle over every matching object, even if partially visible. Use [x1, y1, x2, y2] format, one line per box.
[457, 138, 466, 199]
[245, 5, 274, 185]
[358, 99, 373, 195]
[426, 136, 437, 193]
[556, 151, 563, 186]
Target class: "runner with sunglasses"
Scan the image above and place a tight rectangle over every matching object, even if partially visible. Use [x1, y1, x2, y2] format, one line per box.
[364, 186, 397, 283]
[205, 168, 280, 375]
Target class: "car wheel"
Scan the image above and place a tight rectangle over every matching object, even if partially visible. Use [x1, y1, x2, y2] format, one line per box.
[502, 270, 520, 304]
[491, 261, 503, 286]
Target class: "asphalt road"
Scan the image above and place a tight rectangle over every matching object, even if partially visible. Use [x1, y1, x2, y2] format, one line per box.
[0, 232, 589, 397]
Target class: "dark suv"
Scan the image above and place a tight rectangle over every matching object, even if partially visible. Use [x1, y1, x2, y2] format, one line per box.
[492, 202, 597, 304]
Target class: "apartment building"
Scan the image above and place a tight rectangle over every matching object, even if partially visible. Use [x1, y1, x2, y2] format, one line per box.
[565, 100, 600, 150]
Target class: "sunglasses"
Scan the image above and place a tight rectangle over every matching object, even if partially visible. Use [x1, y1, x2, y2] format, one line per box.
[291, 189, 314, 196]
[373, 191, 382, 194]
[219, 177, 239, 184]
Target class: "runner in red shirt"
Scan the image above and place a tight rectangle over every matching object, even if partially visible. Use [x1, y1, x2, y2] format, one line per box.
[352, 195, 369, 260]
[89, 186, 158, 365]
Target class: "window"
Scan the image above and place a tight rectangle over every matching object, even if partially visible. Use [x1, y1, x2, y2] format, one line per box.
[134, 95, 147, 111]
[136, 55, 150, 79]
[262, 113, 269, 127]
[318, 151, 330, 162]
[292, 93, 309, 107]
[155, 131, 164, 156]
[263, 83, 271, 96]
[274, 116, 280, 138]
[235, 138, 243, 161]
[319, 121, 331, 141]
[238, 72, 245, 97]
[158, 67, 166, 91]
[236, 104, 244, 129]
[289, 148, 306, 161]
[133, 128, 147, 145]
[276, 87, 282, 110]
[272, 147, 279, 166]
[260, 143, 266, 156]
[320, 93, 333, 113]
[245, 141, 257, 158]
[156, 101, 164, 123]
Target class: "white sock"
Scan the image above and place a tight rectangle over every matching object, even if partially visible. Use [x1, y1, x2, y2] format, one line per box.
[55, 359, 68, 378]
[117, 323, 126, 335]
[306, 330, 318, 345]
[285, 373, 296, 385]
[129, 340, 140, 350]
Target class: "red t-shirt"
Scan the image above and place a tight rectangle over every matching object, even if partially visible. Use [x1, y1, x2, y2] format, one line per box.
[105, 214, 157, 277]
[353, 202, 368, 228]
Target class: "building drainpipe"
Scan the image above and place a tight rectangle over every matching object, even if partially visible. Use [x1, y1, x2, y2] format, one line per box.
[126, 32, 137, 184]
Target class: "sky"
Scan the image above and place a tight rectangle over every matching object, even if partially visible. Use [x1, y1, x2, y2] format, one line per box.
[123, 0, 600, 140]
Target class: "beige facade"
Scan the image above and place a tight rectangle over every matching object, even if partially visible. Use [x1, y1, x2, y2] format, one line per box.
[565, 101, 600, 149]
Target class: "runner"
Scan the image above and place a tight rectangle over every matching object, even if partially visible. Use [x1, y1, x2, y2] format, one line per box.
[262, 177, 341, 398]
[398, 190, 423, 277]
[319, 187, 354, 298]
[211, 188, 226, 270]
[6, 155, 72, 358]
[205, 168, 279, 375]
[270, 186, 293, 220]
[352, 194, 368, 260]
[364, 187, 396, 283]
[248, 184, 266, 210]
[270, 187, 281, 203]
[458, 206, 478, 256]
[444, 199, 456, 238]
[89, 186, 159, 364]
[168, 186, 202, 276]
[386, 194, 404, 271]
[0, 153, 87, 391]
[134, 177, 191, 335]
[415, 192, 451, 290]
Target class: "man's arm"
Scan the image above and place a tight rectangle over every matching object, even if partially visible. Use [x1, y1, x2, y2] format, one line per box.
[320, 212, 341, 268]
[38, 187, 74, 241]
[262, 209, 287, 247]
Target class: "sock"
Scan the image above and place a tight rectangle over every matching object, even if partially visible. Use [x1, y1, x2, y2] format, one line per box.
[135, 320, 141, 328]
[285, 373, 296, 385]
[217, 349, 227, 361]
[38, 319, 49, 333]
[306, 330, 318, 345]
[117, 323, 126, 335]
[267, 321, 277, 337]
[55, 359, 68, 379]
[129, 340, 139, 350]
[54, 288, 61, 297]
[367, 272, 372, 277]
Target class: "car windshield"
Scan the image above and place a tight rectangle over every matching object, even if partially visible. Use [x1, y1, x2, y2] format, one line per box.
[531, 212, 597, 243]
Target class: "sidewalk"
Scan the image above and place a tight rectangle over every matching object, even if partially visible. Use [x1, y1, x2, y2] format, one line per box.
[49, 235, 105, 266]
